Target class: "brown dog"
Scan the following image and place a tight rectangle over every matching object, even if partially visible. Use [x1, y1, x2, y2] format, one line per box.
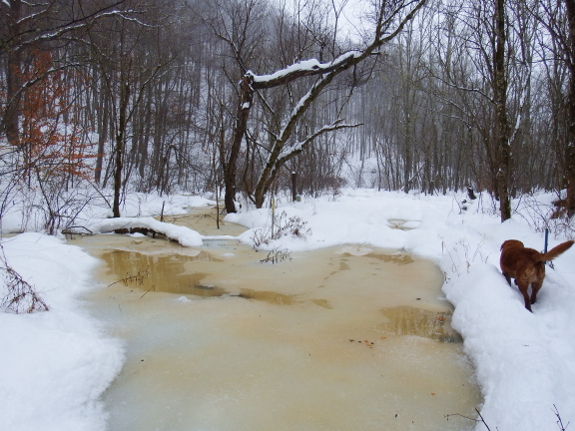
[500, 239, 574, 312]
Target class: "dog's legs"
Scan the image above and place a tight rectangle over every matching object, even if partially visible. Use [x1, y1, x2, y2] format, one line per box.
[518, 283, 533, 312]
[502, 272, 512, 286]
[530, 281, 542, 306]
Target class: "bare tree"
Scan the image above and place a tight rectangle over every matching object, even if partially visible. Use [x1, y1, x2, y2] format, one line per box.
[213, 0, 427, 212]
[528, 0, 575, 216]
[426, 0, 540, 220]
[86, 0, 176, 217]
[0, 0, 128, 146]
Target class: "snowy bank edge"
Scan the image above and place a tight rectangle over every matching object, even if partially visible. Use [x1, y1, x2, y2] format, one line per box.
[0, 233, 125, 431]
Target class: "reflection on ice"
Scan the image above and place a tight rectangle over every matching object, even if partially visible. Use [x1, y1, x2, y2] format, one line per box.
[237, 288, 296, 305]
[336, 245, 414, 264]
[377, 305, 462, 342]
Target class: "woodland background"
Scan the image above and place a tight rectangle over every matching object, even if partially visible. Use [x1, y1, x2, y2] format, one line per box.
[2, 0, 575, 231]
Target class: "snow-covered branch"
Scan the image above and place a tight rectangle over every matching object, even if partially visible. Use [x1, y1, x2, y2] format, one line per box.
[244, 0, 427, 93]
[277, 120, 363, 162]
[249, 51, 361, 89]
[4, 1, 131, 52]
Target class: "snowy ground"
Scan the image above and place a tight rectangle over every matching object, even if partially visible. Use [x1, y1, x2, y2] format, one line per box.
[1, 188, 574, 431]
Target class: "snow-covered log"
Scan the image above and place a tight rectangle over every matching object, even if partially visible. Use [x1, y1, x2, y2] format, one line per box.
[88, 217, 203, 247]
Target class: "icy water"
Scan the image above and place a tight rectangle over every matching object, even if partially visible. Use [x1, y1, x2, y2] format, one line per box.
[73, 208, 481, 431]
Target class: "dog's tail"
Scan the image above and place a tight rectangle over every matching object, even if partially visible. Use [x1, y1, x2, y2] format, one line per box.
[541, 240, 575, 261]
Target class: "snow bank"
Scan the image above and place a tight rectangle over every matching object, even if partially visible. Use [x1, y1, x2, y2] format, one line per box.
[446, 263, 575, 430]
[0, 233, 123, 431]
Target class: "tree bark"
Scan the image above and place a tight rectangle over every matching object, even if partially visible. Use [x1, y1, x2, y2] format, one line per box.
[565, 0, 575, 218]
[113, 82, 130, 218]
[4, 0, 22, 146]
[222, 75, 254, 213]
[95, 86, 109, 185]
[494, 0, 512, 222]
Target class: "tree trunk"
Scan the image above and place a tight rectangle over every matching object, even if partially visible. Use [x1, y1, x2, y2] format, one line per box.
[95, 92, 109, 185]
[222, 75, 253, 213]
[5, 0, 22, 146]
[113, 82, 130, 218]
[565, 0, 575, 218]
[494, 0, 511, 222]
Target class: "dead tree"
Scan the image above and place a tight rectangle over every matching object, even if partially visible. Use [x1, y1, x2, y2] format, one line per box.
[0, 0, 128, 146]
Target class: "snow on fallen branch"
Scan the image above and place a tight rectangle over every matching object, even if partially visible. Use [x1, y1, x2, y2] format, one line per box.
[88, 217, 203, 247]
[249, 52, 361, 88]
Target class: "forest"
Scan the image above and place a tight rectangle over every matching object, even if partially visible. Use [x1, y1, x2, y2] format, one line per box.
[2, 0, 575, 231]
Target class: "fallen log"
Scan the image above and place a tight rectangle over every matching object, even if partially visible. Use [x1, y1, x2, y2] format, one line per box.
[87, 217, 203, 247]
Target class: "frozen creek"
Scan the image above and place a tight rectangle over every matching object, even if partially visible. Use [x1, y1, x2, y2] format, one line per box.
[73, 208, 482, 431]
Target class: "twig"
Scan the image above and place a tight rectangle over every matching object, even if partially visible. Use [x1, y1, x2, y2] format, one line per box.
[475, 408, 493, 431]
[107, 267, 150, 288]
[0, 244, 49, 313]
[139, 284, 156, 299]
[89, 182, 112, 209]
[445, 408, 493, 431]
[554, 404, 570, 431]
[61, 225, 94, 235]
[259, 248, 291, 264]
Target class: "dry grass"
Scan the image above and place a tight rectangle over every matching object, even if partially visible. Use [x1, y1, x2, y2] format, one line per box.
[0, 245, 49, 313]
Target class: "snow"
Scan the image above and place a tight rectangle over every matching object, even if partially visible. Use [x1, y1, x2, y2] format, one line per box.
[0, 190, 213, 233]
[249, 51, 361, 85]
[0, 233, 123, 431]
[250, 59, 321, 83]
[2, 188, 575, 430]
[87, 217, 203, 247]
